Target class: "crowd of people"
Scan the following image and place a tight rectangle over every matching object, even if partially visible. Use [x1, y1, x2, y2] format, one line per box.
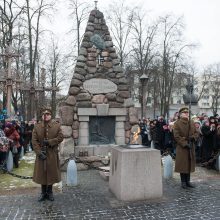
[1, 107, 220, 197]
[138, 111, 220, 170]
[0, 119, 35, 170]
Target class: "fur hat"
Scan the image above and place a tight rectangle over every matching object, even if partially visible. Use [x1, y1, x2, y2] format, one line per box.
[194, 120, 201, 126]
[178, 106, 189, 114]
[40, 106, 52, 115]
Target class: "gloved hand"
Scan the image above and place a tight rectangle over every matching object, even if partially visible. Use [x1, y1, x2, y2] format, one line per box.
[43, 139, 49, 146]
[184, 144, 192, 149]
[188, 137, 194, 142]
[38, 151, 47, 160]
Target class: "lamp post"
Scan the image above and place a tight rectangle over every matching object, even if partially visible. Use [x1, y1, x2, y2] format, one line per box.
[183, 78, 198, 117]
[140, 73, 149, 119]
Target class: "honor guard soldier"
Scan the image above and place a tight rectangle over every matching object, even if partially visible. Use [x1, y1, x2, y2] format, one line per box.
[173, 107, 199, 189]
[32, 107, 63, 201]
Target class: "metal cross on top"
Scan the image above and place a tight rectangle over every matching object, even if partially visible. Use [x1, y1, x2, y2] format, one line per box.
[94, 0, 98, 9]
[96, 54, 104, 65]
[0, 44, 22, 116]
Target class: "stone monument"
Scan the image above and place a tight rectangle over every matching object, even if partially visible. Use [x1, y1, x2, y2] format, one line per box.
[59, 6, 139, 160]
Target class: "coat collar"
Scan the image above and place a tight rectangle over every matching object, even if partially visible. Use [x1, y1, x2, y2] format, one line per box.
[40, 120, 53, 128]
[180, 118, 189, 124]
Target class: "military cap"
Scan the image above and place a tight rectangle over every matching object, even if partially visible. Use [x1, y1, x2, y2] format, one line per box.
[40, 106, 52, 115]
[178, 106, 189, 114]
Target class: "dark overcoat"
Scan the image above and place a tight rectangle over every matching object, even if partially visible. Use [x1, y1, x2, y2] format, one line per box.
[201, 125, 216, 161]
[173, 118, 198, 173]
[32, 119, 63, 185]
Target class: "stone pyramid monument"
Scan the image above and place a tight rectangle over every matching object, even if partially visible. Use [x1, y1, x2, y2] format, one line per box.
[59, 5, 139, 158]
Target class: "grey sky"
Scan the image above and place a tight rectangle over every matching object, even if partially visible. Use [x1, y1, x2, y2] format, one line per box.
[50, 0, 220, 70]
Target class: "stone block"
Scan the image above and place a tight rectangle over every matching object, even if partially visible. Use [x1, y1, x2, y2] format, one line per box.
[96, 104, 109, 116]
[60, 138, 75, 158]
[115, 128, 125, 137]
[109, 108, 126, 116]
[115, 116, 126, 122]
[79, 128, 89, 137]
[109, 146, 162, 201]
[78, 108, 97, 115]
[93, 145, 112, 156]
[79, 122, 88, 129]
[78, 136, 89, 145]
[61, 126, 73, 138]
[115, 121, 124, 129]
[115, 136, 125, 145]
[78, 116, 89, 121]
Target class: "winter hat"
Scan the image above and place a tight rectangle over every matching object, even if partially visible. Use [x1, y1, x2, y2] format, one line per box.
[5, 122, 13, 129]
[179, 106, 189, 114]
[194, 120, 201, 126]
[40, 106, 52, 115]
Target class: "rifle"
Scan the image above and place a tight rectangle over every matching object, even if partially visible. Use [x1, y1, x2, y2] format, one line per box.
[187, 82, 193, 165]
[42, 114, 47, 172]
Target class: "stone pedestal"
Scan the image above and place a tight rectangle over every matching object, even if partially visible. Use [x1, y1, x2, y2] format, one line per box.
[109, 146, 162, 201]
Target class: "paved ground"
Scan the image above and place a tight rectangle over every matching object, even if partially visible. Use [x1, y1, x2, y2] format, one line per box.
[0, 166, 220, 220]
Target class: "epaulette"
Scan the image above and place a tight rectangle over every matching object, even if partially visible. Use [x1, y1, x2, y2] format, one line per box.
[52, 119, 59, 124]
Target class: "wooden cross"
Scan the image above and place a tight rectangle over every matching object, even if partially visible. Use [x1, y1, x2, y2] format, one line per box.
[19, 68, 59, 120]
[0, 44, 22, 116]
[96, 54, 104, 65]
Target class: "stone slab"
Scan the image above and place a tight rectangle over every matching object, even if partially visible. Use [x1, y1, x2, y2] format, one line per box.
[109, 146, 162, 201]
[78, 116, 89, 121]
[116, 116, 126, 121]
[78, 108, 97, 115]
[78, 107, 127, 116]
[108, 108, 127, 116]
[83, 78, 117, 94]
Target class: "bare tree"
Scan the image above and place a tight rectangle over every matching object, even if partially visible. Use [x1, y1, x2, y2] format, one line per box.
[105, 0, 134, 67]
[201, 63, 220, 115]
[128, 8, 159, 117]
[43, 36, 69, 118]
[24, 0, 55, 119]
[68, 0, 91, 56]
[0, 0, 24, 109]
[157, 14, 195, 118]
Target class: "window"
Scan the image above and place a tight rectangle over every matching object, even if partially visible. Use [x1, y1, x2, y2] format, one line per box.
[202, 103, 209, 107]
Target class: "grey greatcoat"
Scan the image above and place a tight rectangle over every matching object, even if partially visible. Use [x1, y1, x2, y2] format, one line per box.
[173, 118, 198, 173]
[32, 120, 63, 185]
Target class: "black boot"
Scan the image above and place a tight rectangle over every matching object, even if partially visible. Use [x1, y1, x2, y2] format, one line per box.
[180, 173, 187, 189]
[47, 185, 54, 201]
[186, 173, 195, 188]
[38, 185, 47, 202]
[13, 154, 19, 168]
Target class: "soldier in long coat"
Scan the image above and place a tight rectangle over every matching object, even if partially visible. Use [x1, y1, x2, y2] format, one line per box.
[32, 107, 63, 201]
[173, 107, 199, 189]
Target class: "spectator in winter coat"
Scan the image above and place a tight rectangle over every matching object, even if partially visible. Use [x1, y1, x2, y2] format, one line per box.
[4, 122, 21, 168]
[201, 117, 216, 164]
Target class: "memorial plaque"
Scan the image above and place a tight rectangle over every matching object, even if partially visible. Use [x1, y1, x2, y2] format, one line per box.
[83, 78, 117, 94]
[89, 116, 115, 144]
